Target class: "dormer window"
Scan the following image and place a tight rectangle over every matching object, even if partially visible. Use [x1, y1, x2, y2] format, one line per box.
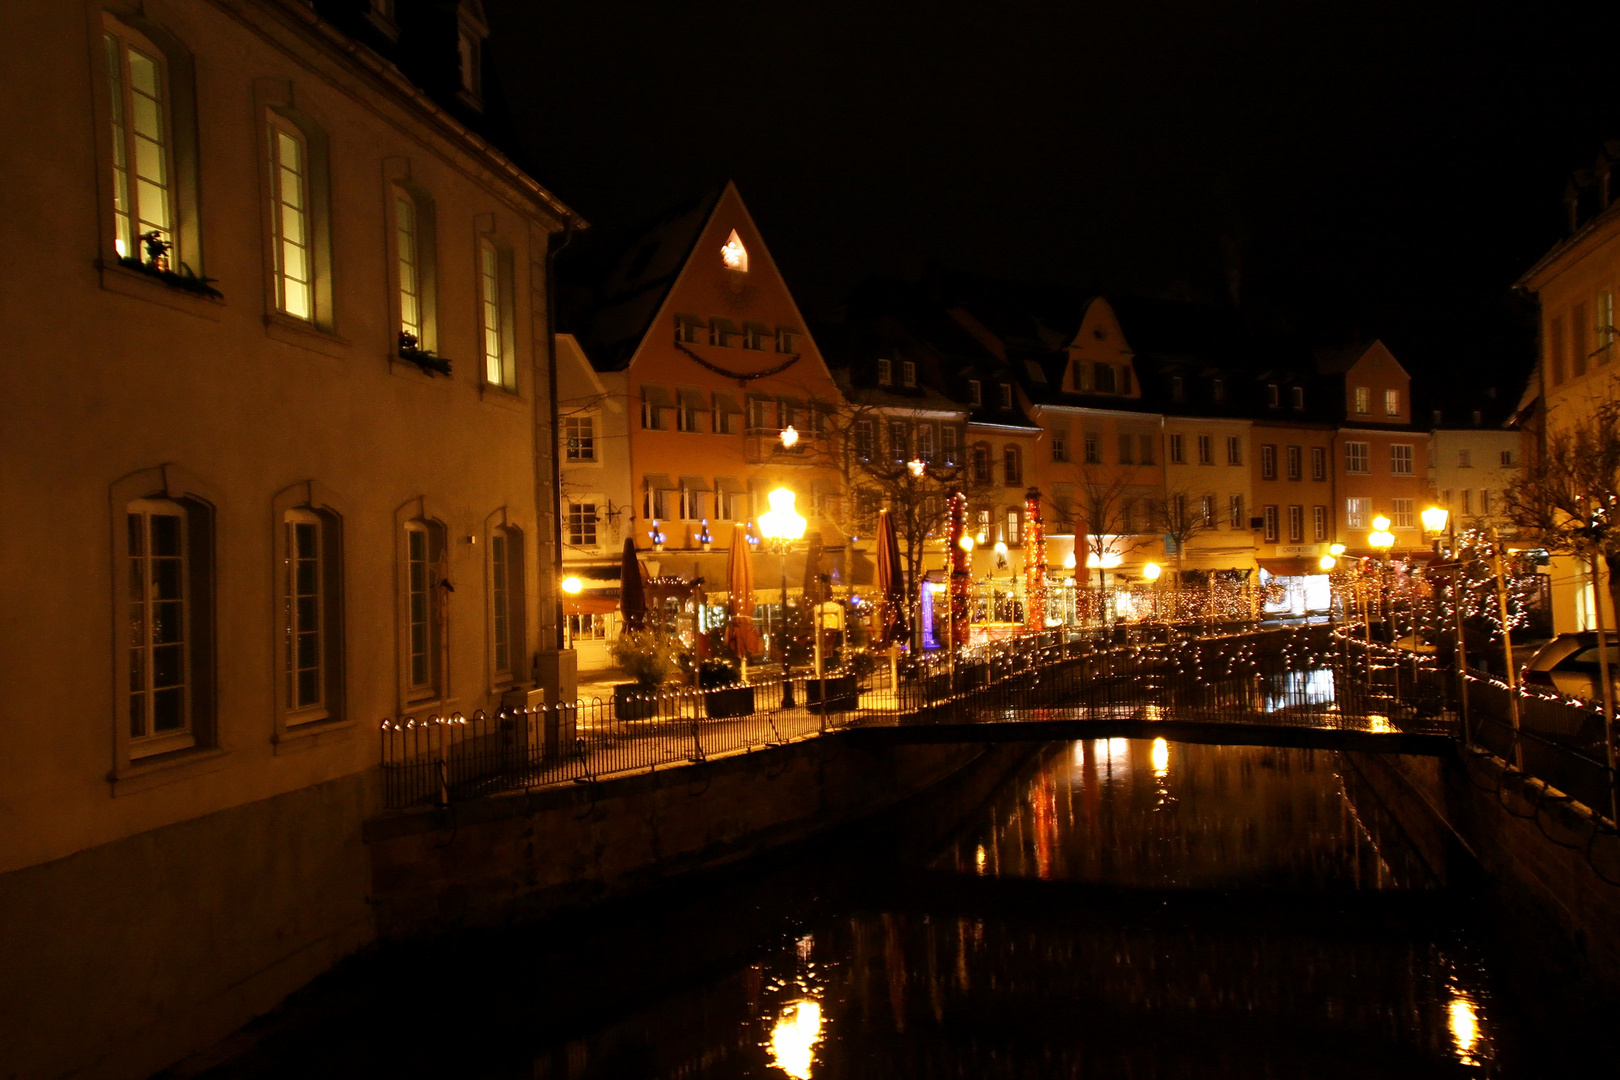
[968, 379, 982, 406]
[902, 360, 916, 387]
[1291, 386, 1305, 409]
[454, 0, 489, 109]
[1094, 363, 1116, 394]
[1171, 376, 1184, 402]
[1000, 383, 1013, 409]
[1266, 383, 1280, 408]
[1211, 378, 1225, 402]
[721, 229, 748, 272]
[876, 358, 892, 385]
[777, 329, 795, 353]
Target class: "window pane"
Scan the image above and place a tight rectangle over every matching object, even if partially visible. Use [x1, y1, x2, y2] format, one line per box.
[152, 686, 185, 732]
[149, 514, 181, 556]
[152, 600, 184, 643]
[127, 48, 159, 96]
[152, 642, 185, 687]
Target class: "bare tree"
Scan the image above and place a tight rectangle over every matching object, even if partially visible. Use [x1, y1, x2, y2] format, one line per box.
[1055, 466, 1155, 597]
[1156, 488, 1222, 582]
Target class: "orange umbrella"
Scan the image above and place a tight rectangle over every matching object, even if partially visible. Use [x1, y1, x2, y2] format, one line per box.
[876, 508, 908, 647]
[724, 523, 762, 657]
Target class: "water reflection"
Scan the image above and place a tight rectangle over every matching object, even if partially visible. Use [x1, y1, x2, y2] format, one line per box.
[766, 1000, 820, 1079]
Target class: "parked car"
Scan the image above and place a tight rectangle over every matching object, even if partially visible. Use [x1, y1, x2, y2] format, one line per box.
[1521, 632, 1620, 702]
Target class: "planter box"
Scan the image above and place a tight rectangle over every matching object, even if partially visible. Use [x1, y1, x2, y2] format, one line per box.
[807, 673, 858, 713]
[704, 685, 755, 719]
[614, 683, 660, 720]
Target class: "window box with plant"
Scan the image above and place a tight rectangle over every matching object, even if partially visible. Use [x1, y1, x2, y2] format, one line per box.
[398, 330, 451, 377]
[116, 231, 222, 299]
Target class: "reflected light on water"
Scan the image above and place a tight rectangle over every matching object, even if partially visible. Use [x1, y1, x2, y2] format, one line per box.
[768, 1000, 823, 1079]
[975, 844, 987, 875]
[1150, 738, 1170, 776]
[1448, 988, 1481, 1064]
[1368, 715, 1393, 734]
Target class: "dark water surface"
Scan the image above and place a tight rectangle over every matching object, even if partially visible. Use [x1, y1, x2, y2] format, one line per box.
[196, 741, 1607, 1080]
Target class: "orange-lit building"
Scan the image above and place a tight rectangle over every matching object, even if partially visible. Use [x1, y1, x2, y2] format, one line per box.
[561, 184, 848, 663]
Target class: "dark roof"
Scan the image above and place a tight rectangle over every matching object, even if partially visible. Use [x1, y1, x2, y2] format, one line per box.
[557, 188, 723, 370]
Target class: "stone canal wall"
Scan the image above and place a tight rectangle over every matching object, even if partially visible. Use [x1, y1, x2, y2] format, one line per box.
[363, 737, 991, 938]
[1345, 748, 1620, 984]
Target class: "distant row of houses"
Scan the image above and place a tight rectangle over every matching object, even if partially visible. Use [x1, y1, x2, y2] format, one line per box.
[555, 185, 1528, 669]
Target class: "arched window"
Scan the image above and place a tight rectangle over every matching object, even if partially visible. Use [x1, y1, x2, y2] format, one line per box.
[1003, 445, 1022, 487]
[100, 14, 202, 279]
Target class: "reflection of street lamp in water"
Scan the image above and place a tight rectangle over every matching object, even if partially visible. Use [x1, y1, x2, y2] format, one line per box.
[759, 488, 807, 707]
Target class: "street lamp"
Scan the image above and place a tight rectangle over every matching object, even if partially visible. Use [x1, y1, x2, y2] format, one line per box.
[561, 575, 582, 649]
[907, 458, 926, 477]
[1143, 562, 1162, 629]
[758, 487, 807, 707]
[1368, 517, 1395, 642]
[779, 425, 799, 450]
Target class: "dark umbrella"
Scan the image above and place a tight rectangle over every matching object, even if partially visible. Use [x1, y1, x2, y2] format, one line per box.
[619, 537, 646, 632]
[802, 532, 828, 605]
[876, 509, 908, 647]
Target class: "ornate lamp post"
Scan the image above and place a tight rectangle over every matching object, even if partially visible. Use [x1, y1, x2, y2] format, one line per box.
[758, 487, 806, 707]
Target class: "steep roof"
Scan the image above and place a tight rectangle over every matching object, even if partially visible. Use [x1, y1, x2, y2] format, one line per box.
[557, 188, 723, 370]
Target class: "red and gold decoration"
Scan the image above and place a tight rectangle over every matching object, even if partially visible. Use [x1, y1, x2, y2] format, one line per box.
[947, 489, 971, 647]
[1024, 487, 1047, 630]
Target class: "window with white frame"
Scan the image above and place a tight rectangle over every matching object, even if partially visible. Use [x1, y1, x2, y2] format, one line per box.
[1311, 446, 1327, 481]
[877, 357, 892, 384]
[1260, 444, 1276, 479]
[1230, 494, 1244, 528]
[777, 329, 795, 353]
[1392, 499, 1414, 529]
[282, 509, 326, 718]
[716, 485, 743, 520]
[105, 24, 175, 264]
[902, 360, 916, 387]
[127, 500, 196, 755]
[1263, 505, 1279, 543]
[1000, 383, 1013, 409]
[269, 115, 314, 320]
[1052, 430, 1068, 462]
[1227, 435, 1242, 465]
[975, 509, 991, 543]
[1480, 489, 1492, 516]
[563, 414, 597, 461]
[1462, 489, 1473, 515]
[680, 484, 705, 521]
[889, 420, 909, 461]
[1346, 497, 1369, 529]
[1345, 442, 1369, 474]
[1292, 386, 1305, 409]
[1313, 505, 1327, 541]
[568, 612, 610, 642]
[643, 486, 668, 521]
[1197, 434, 1213, 464]
[1085, 432, 1101, 464]
[748, 397, 773, 431]
[1385, 389, 1400, 416]
[677, 393, 702, 432]
[1286, 445, 1302, 481]
[1003, 445, 1023, 486]
[1006, 509, 1022, 544]
[1500, 449, 1515, 467]
[565, 500, 598, 548]
[1169, 433, 1185, 464]
[403, 520, 445, 699]
[916, 423, 935, 462]
[1202, 495, 1217, 527]
[1288, 505, 1304, 542]
[854, 419, 875, 459]
[643, 391, 666, 430]
[941, 425, 958, 464]
[1354, 386, 1370, 414]
[1390, 444, 1413, 475]
[479, 239, 516, 390]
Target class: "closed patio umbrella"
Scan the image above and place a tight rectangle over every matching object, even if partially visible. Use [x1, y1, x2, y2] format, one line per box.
[876, 509, 908, 647]
[724, 523, 762, 657]
[619, 537, 646, 632]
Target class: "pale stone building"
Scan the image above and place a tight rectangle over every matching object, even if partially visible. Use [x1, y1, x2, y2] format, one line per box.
[0, 2, 581, 1077]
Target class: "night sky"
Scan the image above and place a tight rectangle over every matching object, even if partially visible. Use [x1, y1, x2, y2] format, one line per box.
[487, 0, 1620, 389]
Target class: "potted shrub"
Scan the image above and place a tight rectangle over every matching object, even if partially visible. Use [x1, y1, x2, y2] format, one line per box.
[609, 630, 677, 720]
[699, 658, 754, 718]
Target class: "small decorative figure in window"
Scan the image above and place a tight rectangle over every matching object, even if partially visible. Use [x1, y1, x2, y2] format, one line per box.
[721, 229, 748, 272]
[140, 230, 171, 272]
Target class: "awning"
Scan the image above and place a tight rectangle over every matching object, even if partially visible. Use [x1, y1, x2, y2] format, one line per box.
[710, 317, 740, 335]
[715, 476, 746, 494]
[679, 475, 711, 491]
[642, 473, 676, 491]
[1258, 557, 1325, 576]
[567, 591, 621, 615]
[713, 391, 742, 415]
[640, 385, 672, 408]
[677, 387, 706, 409]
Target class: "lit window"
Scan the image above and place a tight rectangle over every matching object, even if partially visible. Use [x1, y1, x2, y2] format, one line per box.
[396, 194, 422, 344]
[564, 414, 597, 461]
[1390, 444, 1414, 475]
[1346, 497, 1369, 529]
[721, 228, 748, 272]
[479, 239, 515, 390]
[1354, 386, 1370, 414]
[1385, 389, 1400, 416]
[105, 27, 174, 262]
[1006, 510, 1021, 545]
[269, 117, 312, 320]
[127, 501, 194, 756]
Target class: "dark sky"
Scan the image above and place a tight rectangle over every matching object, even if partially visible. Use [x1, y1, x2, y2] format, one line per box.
[487, 0, 1620, 390]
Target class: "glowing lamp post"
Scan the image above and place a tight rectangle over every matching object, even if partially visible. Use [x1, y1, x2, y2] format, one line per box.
[561, 575, 582, 649]
[758, 487, 807, 707]
[1368, 517, 1396, 642]
[779, 425, 799, 451]
[907, 458, 926, 478]
[1422, 504, 1452, 557]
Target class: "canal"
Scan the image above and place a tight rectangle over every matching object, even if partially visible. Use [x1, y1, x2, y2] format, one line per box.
[195, 740, 1611, 1079]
